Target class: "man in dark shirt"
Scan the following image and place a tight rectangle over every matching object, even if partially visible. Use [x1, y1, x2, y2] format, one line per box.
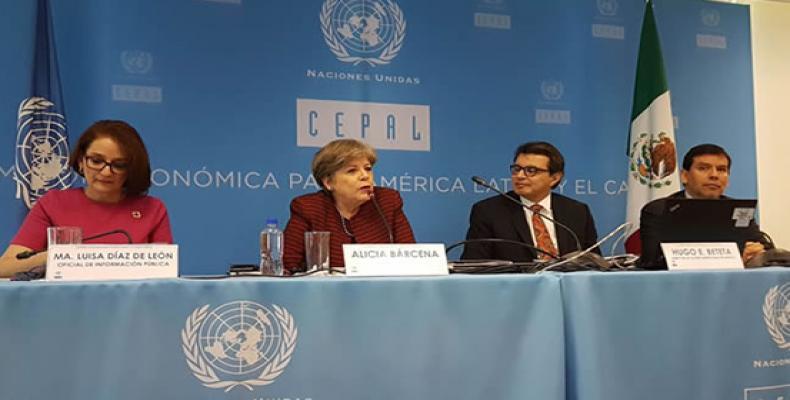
[639, 144, 769, 268]
[462, 141, 599, 262]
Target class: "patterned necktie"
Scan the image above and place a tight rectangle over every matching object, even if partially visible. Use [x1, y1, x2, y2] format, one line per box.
[529, 204, 557, 260]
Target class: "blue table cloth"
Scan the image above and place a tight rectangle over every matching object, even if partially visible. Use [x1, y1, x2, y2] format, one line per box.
[0, 274, 565, 400]
[561, 268, 790, 400]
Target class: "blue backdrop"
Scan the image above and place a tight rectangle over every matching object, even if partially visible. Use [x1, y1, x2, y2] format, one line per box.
[0, 0, 756, 275]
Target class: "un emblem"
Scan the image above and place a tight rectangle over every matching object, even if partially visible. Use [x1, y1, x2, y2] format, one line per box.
[182, 301, 298, 391]
[120, 50, 153, 75]
[15, 97, 74, 209]
[597, 0, 618, 17]
[320, 0, 406, 66]
[540, 80, 564, 102]
[701, 9, 720, 27]
[763, 283, 790, 350]
[628, 132, 677, 189]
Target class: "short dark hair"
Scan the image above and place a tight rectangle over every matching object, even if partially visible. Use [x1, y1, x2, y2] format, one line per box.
[682, 144, 731, 171]
[513, 141, 565, 175]
[69, 120, 152, 196]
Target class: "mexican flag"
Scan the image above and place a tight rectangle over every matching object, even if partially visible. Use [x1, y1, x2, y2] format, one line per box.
[624, 0, 680, 253]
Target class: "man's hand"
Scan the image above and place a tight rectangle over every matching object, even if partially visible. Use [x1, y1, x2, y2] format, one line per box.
[742, 241, 765, 264]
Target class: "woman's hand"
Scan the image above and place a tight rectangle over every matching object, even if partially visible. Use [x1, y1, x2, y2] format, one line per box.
[0, 244, 47, 278]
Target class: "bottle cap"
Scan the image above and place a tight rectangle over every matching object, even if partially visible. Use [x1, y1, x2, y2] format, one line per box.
[266, 218, 278, 226]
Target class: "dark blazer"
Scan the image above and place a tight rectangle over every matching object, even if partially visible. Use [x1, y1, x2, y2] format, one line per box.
[461, 191, 599, 262]
[639, 190, 770, 269]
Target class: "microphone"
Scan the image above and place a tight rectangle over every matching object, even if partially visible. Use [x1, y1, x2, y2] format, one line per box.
[446, 238, 559, 261]
[370, 191, 395, 244]
[15, 250, 41, 260]
[15, 229, 133, 260]
[471, 176, 582, 253]
[758, 230, 776, 249]
[84, 229, 133, 244]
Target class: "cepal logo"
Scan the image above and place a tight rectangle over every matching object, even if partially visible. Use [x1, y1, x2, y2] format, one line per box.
[763, 283, 790, 350]
[540, 80, 564, 102]
[596, 0, 618, 17]
[120, 50, 153, 75]
[320, 0, 406, 66]
[628, 132, 677, 189]
[182, 301, 298, 391]
[700, 9, 720, 28]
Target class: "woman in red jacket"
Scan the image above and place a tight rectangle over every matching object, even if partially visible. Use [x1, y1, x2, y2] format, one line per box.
[283, 139, 415, 272]
[0, 120, 173, 278]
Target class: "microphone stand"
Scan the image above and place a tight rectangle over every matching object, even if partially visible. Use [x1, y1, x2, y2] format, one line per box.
[84, 229, 133, 244]
[15, 229, 133, 260]
[446, 238, 560, 261]
[471, 176, 582, 253]
[370, 192, 394, 243]
[538, 223, 631, 272]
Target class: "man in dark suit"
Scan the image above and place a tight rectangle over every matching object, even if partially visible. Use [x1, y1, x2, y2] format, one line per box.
[461, 141, 599, 262]
[639, 144, 769, 269]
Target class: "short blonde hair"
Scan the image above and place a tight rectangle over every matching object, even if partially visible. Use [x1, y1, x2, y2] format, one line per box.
[312, 139, 377, 189]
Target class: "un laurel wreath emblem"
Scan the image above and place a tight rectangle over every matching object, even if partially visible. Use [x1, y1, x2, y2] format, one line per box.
[182, 301, 298, 392]
[597, 0, 618, 17]
[700, 9, 720, 28]
[320, 0, 406, 66]
[540, 80, 564, 102]
[763, 283, 790, 350]
[15, 97, 73, 208]
[628, 132, 677, 189]
[120, 50, 153, 75]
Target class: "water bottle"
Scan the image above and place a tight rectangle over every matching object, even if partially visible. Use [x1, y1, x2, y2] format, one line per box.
[260, 218, 284, 276]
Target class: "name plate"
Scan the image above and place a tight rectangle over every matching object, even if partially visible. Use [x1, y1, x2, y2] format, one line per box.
[661, 242, 743, 270]
[46, 244, 179, 281]
[343, 244, 449, 277]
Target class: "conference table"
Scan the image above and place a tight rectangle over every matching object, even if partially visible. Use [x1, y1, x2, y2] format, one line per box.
[562, 268, 790, 400]
[1, 268, 788, 400]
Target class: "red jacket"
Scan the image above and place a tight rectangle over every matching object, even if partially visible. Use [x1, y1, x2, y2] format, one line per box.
[283, 187, 415, 272]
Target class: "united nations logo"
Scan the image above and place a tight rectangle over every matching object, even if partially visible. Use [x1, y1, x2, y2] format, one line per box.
[182, 301, 298, 391]
[320, 0, 406, 66]
[628, 132, 677, 188]
[597, 0, 618, 17]
[763, 283, 790, 350]
[541, 80, 564, 102]
[15, 97, 74, 209]
[701, 9, 720, 27]
[120, 50, 153, 75]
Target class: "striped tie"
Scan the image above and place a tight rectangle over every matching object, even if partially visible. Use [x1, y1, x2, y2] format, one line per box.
[530, 204, 557, 260]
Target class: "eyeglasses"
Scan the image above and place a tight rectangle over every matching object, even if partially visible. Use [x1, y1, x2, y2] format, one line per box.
[509, 164, 550, 177]
[84, 155, 129, 174]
